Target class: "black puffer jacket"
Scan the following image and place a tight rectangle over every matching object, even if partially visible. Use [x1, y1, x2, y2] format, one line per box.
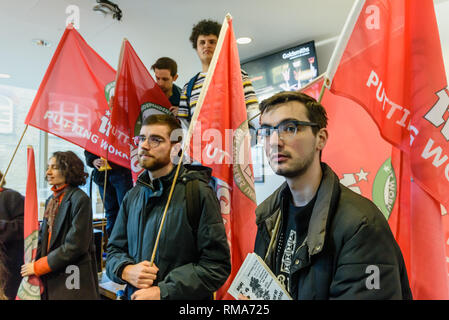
[255, 163, 412, 300]
[106, 165, 231, 300]
[0, 188, 24, 299]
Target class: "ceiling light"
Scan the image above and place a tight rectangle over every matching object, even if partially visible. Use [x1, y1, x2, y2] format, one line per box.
[237, 37, 252, 45]
[93, 0, 122, 21]
[0, 74, 11, 79]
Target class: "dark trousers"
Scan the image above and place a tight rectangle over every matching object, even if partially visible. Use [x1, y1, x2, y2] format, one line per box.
[97, 170, 133, 237]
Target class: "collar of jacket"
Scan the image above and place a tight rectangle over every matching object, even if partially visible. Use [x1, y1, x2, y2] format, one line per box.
[256, 163, 340, 257]
[46, 185, 79, 250]
[136, 166, 180, 192]
[136, 164, 213, 191]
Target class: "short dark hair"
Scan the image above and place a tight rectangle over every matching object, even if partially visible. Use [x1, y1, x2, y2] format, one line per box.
[151, 57, 178, 77]
[260, 91, 328, 135]
[47, 151, 88, 187]
[142, 114, 183, 143]
[189, 19, 222, 49]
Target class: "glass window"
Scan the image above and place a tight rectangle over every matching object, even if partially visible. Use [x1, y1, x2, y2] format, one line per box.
[0, 84, 103, 219]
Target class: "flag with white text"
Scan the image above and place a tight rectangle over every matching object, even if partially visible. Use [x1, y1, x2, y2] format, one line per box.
[189, 16, 257, 300]
[324, 0, 449, 299]
[109, 39, 171, 180]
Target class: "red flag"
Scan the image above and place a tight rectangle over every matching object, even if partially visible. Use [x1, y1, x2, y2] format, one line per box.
[16, 146, 43, 299]
[23, 26, 127, 167]
[304, 78, 399, 237]
[188, 15, 257, 299]
[329, 0, 449, 209]
[323, 0, 449, 299]
[109, 40, 171, 180]
[303, 78, 449, 299]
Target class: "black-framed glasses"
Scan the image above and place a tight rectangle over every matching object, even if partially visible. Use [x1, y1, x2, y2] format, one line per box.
[133, 135, 165, 148]
[256, 120, 318, 143]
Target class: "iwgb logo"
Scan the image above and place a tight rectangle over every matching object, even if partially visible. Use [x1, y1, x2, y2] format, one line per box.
[372, 158, 397, 220]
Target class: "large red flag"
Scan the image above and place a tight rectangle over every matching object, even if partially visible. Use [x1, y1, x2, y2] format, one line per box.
[16, 146, 43, 299]
[23, 25, 128, 167]
[303, 77, 449, 299]
[322, 0, 449, 298]
[328, 0, 449, 209]
[109, 39, 171, 180]
[304, 77, 399, 238]
[188, 15, 257, 300]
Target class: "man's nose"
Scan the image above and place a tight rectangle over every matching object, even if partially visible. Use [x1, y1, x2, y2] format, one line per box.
[140, 137, 152, 150]
[268, 129, 283, 146]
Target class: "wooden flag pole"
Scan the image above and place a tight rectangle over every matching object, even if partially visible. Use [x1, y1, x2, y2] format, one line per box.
[149, 151, 184, 266]
[323, 0, 365, 89]
[318, 77, 329, 104]
[0, 125, 28, 187]
[149, 14, 231, 266]
[100, 38, 128, 268]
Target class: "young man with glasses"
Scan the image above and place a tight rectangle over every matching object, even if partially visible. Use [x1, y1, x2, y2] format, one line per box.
[106, 114, 230, 300]
[253, 91, 412, 300]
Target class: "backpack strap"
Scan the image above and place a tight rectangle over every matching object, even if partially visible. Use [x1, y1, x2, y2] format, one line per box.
[185, 179, 201, 244]
[186, 72, 200, 111]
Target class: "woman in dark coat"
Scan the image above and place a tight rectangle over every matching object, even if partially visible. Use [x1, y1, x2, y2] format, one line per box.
[0, 170, 24, 300]
[20, 151, 99, 300]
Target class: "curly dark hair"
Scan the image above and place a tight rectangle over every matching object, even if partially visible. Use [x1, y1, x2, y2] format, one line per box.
[46, 151, 88, 187]
[189, 19, 222, 49]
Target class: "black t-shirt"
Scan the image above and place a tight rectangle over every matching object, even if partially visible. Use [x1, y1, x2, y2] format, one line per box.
[276, 195, 316, 294]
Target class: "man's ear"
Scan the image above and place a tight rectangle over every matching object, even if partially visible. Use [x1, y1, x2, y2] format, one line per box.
[173, 74, 179, 82]
[316, 128, 328, 151]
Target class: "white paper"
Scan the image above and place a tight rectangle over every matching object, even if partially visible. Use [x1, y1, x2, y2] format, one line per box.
[228, 253, 292, 300]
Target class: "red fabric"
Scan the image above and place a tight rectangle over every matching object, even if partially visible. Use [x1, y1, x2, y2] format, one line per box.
[391, 149, 449, 299]
[189, 18, 257, 300]
[24, 147, 39, 246]
[315, 0, 449, 299]
[23, 26, 128, 167]
[330, 0, 449, 209]
[109, 40, 171, 181]
[16, 147, 43, 299]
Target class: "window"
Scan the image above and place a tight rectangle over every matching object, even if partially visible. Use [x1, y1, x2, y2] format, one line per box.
[0, 84, 103, 219]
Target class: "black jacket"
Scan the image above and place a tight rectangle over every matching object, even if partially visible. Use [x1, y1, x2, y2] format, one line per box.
[36, 187, 99, 300]
[106, 165, 231, 300]
[0, 188, 24, 299]
[255, 163, 412, 300]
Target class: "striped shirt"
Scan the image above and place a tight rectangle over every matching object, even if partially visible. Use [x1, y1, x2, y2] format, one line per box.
[178, 70, 260, 130]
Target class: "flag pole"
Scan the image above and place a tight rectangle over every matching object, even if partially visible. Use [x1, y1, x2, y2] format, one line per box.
[149, 14, 231, 266]
[315, 0, 365, 104]
[100, 38, 128, 269]
[0, 125, 28, 187]
[324, 0, 365, 89]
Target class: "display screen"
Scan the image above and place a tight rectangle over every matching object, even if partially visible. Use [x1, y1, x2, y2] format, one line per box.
[242, 41, 319, 101]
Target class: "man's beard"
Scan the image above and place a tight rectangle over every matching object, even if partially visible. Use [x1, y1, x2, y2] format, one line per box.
[272, 151, 315, 178]
[138, 152, 170, 171]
